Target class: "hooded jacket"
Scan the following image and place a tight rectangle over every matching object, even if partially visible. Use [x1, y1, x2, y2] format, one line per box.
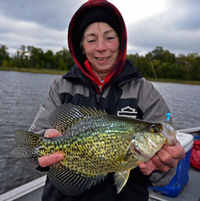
[29, 0, 176, 200]
[68, 0, 127, 93]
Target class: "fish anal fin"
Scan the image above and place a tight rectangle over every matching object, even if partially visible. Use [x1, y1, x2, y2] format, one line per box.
[114, 170, 130, 194]
[48, 164, 106, 195]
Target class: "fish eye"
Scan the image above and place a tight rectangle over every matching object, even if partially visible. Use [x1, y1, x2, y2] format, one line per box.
[150, 125, 158, 133]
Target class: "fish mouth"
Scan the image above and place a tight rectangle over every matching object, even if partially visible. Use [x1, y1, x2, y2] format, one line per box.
[133, 145, 153, 157]
[130, 137, 157, 158]
[130, 143, 154, 162]
[161, 122, 177, 145]
[130, 143, 142, 156]
[134, 147, 141, 155]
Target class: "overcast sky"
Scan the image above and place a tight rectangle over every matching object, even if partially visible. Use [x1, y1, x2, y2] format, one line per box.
[0, 0, 200, 56]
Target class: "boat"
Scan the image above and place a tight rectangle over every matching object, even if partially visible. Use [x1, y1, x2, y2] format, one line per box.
[0, 127, 200, 201]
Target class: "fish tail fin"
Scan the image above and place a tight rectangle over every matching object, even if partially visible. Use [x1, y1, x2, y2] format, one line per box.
[10, 131, 41, 158]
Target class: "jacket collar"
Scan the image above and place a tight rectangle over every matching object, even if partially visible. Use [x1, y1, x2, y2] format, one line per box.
[63, 59, 143, 90]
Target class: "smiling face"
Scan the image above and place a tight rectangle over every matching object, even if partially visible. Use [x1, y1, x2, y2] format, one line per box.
[82, 22, 120, 80]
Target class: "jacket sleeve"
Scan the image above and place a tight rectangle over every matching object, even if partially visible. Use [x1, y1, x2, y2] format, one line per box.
[137, 78, 176, 187]
[28, 77, 62, 170]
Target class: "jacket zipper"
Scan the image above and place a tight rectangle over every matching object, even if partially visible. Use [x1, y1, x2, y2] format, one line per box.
[65, 69, 138, 109]
[95, 84, 105, 109]
[95, 71, 138, 108]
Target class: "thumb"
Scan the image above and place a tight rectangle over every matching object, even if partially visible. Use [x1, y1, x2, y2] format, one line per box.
[38, 153, 64, 167]
[44, 129, 62, 138]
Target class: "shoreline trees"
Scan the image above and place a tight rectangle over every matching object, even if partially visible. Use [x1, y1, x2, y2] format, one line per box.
[0, 45, 200, 81]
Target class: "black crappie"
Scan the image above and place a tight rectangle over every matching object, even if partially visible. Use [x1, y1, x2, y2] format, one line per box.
[10, 104, 177, 195]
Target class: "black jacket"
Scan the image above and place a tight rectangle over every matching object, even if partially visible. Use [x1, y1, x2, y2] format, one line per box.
[29, 60, 176, 201]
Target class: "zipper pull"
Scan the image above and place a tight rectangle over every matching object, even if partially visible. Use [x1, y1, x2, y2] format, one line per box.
[98, 85, 102, 93]
[96, 94, 101, 103]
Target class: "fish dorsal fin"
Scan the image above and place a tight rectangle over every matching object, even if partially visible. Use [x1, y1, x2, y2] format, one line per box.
[49, 103, 106, 134]
[48, 164, 106, 195]
[114, 170, 130, 194]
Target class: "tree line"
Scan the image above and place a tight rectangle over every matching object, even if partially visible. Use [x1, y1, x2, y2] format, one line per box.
[0, 45, 200, 81]
[0, 45, 74, 71]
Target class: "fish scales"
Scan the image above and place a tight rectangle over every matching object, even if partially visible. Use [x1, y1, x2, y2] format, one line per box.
[59, 115, 134, 175]
[43, 115, 136, 174]
[10, 103, 177, 195]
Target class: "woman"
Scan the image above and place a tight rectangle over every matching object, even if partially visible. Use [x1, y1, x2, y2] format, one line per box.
[29, 0, 185, 200]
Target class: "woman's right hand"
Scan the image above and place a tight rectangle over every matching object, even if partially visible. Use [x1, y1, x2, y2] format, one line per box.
[38, 129, 64, 167]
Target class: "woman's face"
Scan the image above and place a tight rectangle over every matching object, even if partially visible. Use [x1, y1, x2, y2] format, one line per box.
[82, 22, 120, 80]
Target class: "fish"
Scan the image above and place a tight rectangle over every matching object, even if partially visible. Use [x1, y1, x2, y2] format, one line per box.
[10, 103, 177, 195]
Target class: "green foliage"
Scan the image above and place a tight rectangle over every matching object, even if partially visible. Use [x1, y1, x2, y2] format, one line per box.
[152, 46, 164, 60]
[2, 59, 8, 67]
[127, 46, 200, 81]
[36, 63, 40, 70]
[1, 44, 200, 81]
[0, 45, 9, 66]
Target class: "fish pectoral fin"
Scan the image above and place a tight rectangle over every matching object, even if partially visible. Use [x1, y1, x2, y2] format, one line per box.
[114, 170, 130, 194]
[48, 164, 106, 195]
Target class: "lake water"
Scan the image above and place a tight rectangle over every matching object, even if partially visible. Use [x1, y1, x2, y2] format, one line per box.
[0, 71, 200, 195]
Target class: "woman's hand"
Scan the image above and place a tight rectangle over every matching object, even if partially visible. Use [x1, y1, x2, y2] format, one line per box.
[38, 129, 64, 167]
[139, 140, 185, 175]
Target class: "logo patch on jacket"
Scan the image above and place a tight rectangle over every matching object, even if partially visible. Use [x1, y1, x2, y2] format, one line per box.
[117, 106, 137, 118]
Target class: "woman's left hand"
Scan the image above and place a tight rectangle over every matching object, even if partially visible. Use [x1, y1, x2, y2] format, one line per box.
[139, 140, 185, 175]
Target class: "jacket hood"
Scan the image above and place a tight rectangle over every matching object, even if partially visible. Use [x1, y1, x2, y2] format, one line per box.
[68, 0, 127, 86]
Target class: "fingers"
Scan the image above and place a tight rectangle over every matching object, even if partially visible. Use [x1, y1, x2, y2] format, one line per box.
[139, 160, 158, 175]
[150, 141, 185, 172]
[139, 154, 173, 175]
[162, 141, 185, 160]
[139, 141, 185, 175]
[44, 129, 62, 138]
[156, 148, 177, 168]
[151, 153, 173, 172]
[38, 129, 63, 167]
[156, 142, 185, 167]
[38, 153, 64, 167]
